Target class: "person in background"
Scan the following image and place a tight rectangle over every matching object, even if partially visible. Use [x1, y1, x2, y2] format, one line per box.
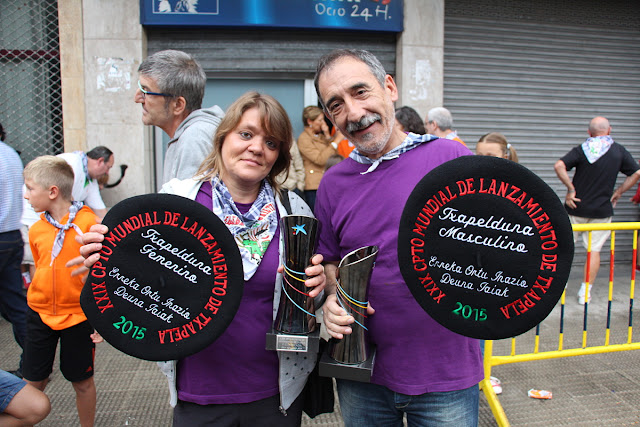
[336, 138, 356, 158]
[425, 107, 466, 145]
[324, 154, 344, 172]
[475, 132, 519, 163]
[314, 49, 482, 426]
[631, 167, 640, 272]
[78, 92, 327, 426]
[23, 156, 102, 427]
[297, 106, 341, 211]
[473, 131, 520, 396]
[0, 368, 50, 426]
[97, 173, 109, 190]
[276, 139, 306, 199]
[22, 146, 113, 221]
[21, 146, 114, 290]
[0, 122, 29, 379]
[135, 49, 225, 185]
[395, 106, 426, 134]
[554, 116, 640, 304]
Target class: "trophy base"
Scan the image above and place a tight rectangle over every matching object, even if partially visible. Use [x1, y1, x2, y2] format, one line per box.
[265, 328, 320, 353]
[318, 345, 376, 383]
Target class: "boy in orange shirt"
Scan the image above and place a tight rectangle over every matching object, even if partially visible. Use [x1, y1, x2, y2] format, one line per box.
[22, 156, 101, 427]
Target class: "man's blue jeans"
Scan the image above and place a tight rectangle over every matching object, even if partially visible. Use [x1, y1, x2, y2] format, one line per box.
[336, 379, 479, 427]
[0, 230, 28, 371]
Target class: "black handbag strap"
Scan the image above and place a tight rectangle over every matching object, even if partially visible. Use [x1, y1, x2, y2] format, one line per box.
[279, 189, 291, 215]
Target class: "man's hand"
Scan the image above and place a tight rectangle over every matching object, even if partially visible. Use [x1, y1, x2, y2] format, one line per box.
[322, 293, 375, 339]
[611, 191, 622, 207]
[565, 190, 581, 209]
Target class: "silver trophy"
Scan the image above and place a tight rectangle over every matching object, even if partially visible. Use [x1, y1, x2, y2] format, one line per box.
[269, 215, 319, 352]
[329, 245, 379, 364]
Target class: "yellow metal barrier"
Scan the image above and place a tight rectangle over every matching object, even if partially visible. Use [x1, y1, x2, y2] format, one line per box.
[481, 222, 640, 426]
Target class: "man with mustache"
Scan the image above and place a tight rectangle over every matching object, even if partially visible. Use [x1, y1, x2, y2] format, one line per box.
[314, 49, 483, 426]
[135, 50, 224, 185]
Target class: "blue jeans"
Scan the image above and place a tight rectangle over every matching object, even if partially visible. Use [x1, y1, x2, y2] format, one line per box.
[336, 379, 478, 427]
[0, 368, 26, 412]
[0, 230, 28, 371]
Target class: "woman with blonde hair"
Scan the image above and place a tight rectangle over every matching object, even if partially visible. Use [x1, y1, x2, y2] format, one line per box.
[475, 132, 519, 163]
[475, 130, 517, 397]
[78, 92, 326, 426]
[297, 105, 341, 211]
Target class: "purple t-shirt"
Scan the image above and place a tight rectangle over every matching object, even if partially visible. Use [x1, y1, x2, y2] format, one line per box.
[176, 181, 280, 404]
[315, 137, 484, 395]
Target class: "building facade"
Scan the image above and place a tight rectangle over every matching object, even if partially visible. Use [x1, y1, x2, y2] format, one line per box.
[1, 0, 639, 255]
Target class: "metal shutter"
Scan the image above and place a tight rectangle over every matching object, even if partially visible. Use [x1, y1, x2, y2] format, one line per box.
[444, 0, 640, 262]
[146, 28, 397, 77]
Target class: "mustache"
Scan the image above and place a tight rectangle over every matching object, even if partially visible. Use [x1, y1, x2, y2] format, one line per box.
[346, 114, 381, 133]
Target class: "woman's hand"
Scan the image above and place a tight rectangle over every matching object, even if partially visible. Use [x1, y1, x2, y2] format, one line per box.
[68, 223, 109, 277]
[90, 331, 104, 344]
[333, 130, 344, 143]
[277, 253, 326, 298]
[304, 253, 326, 298]
[75, 224, 110, 269]
[321, 121, 331, 138]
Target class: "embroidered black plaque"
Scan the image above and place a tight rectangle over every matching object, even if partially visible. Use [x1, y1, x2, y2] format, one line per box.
[398, 156, 574, 339]
[81, 194, 243, 360]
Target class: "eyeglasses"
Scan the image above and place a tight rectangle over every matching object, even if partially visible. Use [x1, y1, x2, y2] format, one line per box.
[137, 80, 174, 99]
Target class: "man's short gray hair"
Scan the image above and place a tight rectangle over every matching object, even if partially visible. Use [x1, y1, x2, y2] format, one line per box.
[427, 107, 454, 131]
[138, 49, 206, 113]
[314, 49, 386, 109]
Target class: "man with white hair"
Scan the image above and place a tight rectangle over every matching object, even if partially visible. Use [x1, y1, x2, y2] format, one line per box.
[425, 106, 466, 145]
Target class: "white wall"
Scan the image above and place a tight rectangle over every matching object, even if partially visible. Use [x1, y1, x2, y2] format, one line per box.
[64, 0, 446, 206]
[63, 0, 153, 208]
[396, 0, 445, 121]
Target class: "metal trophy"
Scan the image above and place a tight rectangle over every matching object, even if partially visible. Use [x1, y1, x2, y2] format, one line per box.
[319, 245, 379, 382]
[266, 215, 320, 353]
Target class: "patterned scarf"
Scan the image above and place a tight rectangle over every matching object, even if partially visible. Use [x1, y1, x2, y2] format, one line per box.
[74, 150, 91, 188]
[210, 177, 278, 281]
[44, 201, 84, 266]
[582, 135, 614, 164]
[349, 133, 438, 174]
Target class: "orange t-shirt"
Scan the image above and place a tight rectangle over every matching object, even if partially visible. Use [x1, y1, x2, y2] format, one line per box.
[337, 139, 356, 158]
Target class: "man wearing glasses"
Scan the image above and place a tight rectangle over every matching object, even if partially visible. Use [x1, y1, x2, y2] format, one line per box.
[135, 50, 224, 185]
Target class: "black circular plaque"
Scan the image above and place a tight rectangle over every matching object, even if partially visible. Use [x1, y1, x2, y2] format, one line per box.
[398, 156, 574, 340]
[81, 193, 243, 361]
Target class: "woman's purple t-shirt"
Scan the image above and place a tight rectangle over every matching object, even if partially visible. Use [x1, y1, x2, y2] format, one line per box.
[176, 181, 280, 404]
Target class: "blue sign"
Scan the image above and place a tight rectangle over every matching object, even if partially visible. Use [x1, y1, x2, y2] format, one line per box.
[140, 0, 403, 32]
